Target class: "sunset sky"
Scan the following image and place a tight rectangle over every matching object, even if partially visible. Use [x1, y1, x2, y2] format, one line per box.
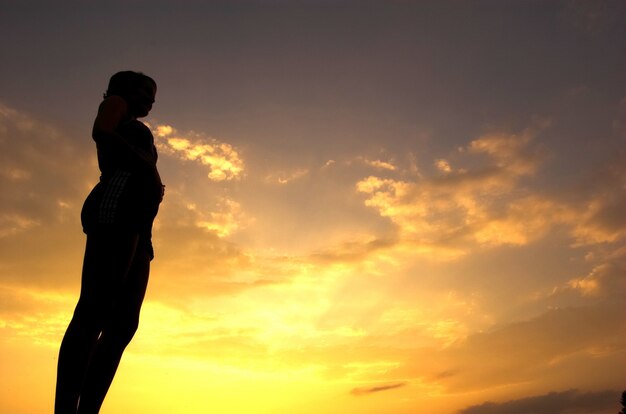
[1, 1, 625, 413]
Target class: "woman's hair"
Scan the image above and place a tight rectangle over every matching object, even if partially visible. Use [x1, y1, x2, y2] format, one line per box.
[103, 71, 156, 99]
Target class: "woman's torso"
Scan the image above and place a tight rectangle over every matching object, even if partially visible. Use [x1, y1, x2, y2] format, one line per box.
[96, 119, 157, 179]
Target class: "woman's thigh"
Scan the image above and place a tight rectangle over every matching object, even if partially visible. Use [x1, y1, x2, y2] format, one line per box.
[111, 243, 151, 327]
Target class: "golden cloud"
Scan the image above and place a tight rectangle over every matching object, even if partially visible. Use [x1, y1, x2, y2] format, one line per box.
[190, 197, 245, 237]
[158, 194, 248, 244]
[435, 159, 453, 173]
[567, 261, 626, 298]
[151, 123, 244, 181]
[473, 196, 575, 246]
[362, 158, 397, 171]
[569, 192, 626, 245]
[354, 127, 626, 256]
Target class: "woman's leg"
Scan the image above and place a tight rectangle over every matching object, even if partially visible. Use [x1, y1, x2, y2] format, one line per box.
[76, 242, 151, 414]
[55, 231, 139, 414]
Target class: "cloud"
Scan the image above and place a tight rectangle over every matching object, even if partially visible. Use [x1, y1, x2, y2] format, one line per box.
[569, 170, 626, 245]
[151, 198, 250, 282]
[457, 389, 619, 414]
[355, 129, 544, 255]
[350, 382, 407, 396]
[568, 261, 625, 297]
[538, 250, 626, 305]
[264, 168, 309, 184]
[402, 305, 626, 393]
[309, 236, 396, 264]
[467, 130, 538, 176]
[359, 157, 397, 171]
[355, 124, 626, 258]
[151, 123, 243, 181]
[0, 213, 39, 238]
[435, 159, 453, 173]
[321, 155, 398, 173]
[146, 192, 303, 306]
[184, 196, 247, 237]
[472, 195, 573, 246]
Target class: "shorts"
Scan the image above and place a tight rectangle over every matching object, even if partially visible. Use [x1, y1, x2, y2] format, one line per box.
[81, 170, 161, 260]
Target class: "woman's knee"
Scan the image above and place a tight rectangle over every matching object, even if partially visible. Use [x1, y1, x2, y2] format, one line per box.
[106, 315, 140, 346]
[71, 298, 111, 330]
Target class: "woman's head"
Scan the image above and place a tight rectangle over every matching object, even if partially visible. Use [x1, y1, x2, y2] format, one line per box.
[104, 71, 157, 118]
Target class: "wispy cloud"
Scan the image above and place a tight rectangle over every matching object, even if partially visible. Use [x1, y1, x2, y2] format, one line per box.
[542, 253, 626, 302]
[350, 382, 407, 396]
[395, 305, 626, 393]
[309, 236, 396, 264]
[264, 168, 309, 184]
[569, 177, 626, 245]
[187, 196, 246, 237]
[360, 157, 397, 171]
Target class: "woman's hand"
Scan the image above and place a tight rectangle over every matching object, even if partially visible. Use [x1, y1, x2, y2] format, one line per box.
[92, 96, 156, 167]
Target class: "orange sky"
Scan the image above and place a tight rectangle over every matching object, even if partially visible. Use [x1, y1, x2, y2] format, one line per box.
[1, 1, 625, 413]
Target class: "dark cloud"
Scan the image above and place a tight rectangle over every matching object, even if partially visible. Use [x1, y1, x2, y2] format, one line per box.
[350, 382, 407, 396]
[458, 389, 619, 414]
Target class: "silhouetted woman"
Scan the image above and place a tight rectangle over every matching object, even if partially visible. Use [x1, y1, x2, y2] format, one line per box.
[56, 71, 164, 414]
